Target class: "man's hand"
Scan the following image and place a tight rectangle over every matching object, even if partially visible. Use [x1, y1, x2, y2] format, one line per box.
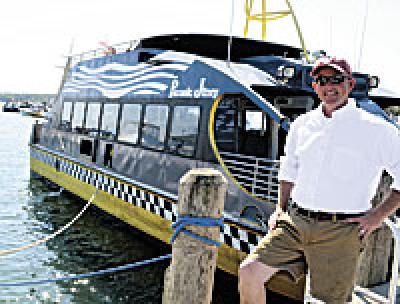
[271, 180, 294, 230]
[345, 190, 400, 241]
[268, 207, 284, 230]
[344, 211, 385, 241]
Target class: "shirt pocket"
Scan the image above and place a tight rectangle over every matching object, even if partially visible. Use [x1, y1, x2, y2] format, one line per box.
[328, 147, 362, 182]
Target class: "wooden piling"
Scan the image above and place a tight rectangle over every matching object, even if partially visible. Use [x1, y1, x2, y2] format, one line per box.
[162, 168, 227, 304]
[356, 173, 394, 286]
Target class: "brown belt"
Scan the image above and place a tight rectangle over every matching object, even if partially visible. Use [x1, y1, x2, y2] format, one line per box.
[291, 203, 365, 221]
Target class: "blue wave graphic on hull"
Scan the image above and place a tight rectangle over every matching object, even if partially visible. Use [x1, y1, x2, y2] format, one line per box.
[63, 62, 190, 99]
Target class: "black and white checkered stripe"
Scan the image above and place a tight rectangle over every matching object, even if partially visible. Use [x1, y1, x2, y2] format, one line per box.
[220, 223, 264, 253]
[31, 146, 263, 253]
[31, 148, 57, 167]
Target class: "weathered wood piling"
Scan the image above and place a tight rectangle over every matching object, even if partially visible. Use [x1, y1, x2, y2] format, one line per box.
[162, 168, 227, 304]
[356, 173, 394, 286]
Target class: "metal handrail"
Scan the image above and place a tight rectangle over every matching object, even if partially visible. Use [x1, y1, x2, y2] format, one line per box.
[222, 158, 257, 168]
[257, 164, 280, 172]
[251, 159, 259, 194]
[219, 151, 281, 202]
[223, 158, 280, 173]
[256, 178, 280, 187]
[226, 164, 256, 176]
[232, 172, 258, 183]
[253, 184, 279, 193]
[219, 151, 281, 163]
[256, 171, 278, 179]
[226, 164, 278, 180]
[69, 39, 140, 65]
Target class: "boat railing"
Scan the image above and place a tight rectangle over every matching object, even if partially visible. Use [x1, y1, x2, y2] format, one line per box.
[70, 39, 140, 65]
[219, 151, 280, 203]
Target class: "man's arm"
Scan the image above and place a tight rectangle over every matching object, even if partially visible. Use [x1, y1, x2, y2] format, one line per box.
[268, 181, 294, 230]
[278, 181, 294, 212]
[347, 126, 400, 240]
[272, 117, 300, 229]
[346, 190, 400, 240]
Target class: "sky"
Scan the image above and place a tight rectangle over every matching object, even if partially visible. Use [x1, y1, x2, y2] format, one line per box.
[0, 0, 399, 94]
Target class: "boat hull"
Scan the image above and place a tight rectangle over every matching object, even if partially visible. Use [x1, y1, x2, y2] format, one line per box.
[30, 144, 304, 300]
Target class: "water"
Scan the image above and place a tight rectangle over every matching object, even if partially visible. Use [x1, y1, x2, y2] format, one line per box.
[0, 111, 239, 303]
[0, 110, 294, 303]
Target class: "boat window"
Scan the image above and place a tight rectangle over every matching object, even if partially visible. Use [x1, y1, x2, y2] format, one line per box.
[61, 101, 73, 129]
[167, 106, 200, 157]
[80, 139, 93, 156]
[85, 102, 101, 134]
[71, 102, 86, 131]
[245, 110, 266, 132]
[100, 103, 120, 140]
[141, 104, 169, 150]
[118, 104, 142, 144]
[214, 97, 240, 153]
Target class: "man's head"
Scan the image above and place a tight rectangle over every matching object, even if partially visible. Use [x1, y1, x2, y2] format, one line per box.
[311, 58, 355, 108]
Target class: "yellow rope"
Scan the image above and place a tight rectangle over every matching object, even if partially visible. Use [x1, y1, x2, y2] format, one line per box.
[0, 189, 98, 256]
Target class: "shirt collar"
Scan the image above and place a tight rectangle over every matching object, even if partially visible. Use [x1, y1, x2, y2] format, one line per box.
[315, 98, 357, 122]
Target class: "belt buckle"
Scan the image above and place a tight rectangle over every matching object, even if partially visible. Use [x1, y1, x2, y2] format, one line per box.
[332, 213, 337, 223]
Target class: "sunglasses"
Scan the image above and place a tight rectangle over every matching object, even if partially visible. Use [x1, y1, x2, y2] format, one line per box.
[314, 75, 350, 86]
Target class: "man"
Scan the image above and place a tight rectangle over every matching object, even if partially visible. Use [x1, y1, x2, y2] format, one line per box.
[239, 57, 400, 303]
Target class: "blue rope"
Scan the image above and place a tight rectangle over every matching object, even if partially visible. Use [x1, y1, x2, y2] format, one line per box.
[170, 216, 224, 246]
[0, 253, 172, 287]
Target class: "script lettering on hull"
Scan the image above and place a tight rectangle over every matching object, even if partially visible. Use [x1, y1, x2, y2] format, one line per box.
[169, 78, 219, 99]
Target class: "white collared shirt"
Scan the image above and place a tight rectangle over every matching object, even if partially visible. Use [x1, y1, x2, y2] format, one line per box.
[278, 99, 400, 213]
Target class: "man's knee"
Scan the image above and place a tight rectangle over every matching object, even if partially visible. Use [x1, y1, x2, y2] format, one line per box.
[239, 258, 278, 287]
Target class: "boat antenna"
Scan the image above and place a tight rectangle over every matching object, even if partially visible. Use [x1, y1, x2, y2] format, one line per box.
[227, 0, 235, 67]
[357, 0, 369, 70]
[68, 38, 75, 58]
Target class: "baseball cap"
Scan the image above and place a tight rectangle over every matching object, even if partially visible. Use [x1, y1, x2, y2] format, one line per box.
[310, 57, 352, 77]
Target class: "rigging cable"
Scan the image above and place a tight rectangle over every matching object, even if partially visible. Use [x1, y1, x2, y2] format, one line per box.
[0, 189, 98, 256]
[357, 0, 369, 70]
[227, 0, 235, 67]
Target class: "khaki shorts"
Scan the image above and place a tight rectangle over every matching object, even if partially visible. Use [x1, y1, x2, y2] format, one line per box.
[246, 208, 363, 303]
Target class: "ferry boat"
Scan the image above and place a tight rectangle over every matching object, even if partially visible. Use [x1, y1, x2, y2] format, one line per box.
[3, 101, 20, 112]
[21, 104, 47, 118]
[29, 33, 399, 299]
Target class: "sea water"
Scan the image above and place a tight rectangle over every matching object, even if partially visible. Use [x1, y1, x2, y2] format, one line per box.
[0, 110, 245, 304]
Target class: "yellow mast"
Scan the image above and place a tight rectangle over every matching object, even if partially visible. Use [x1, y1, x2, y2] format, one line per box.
[244, 0, 310, 62]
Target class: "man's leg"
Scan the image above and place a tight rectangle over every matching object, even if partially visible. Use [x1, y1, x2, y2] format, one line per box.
[238, 211, 306, 303]
[305, 221, 362, 303]
[239, 258, 279, 304]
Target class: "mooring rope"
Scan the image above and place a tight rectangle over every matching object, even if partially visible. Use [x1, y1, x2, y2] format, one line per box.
[0, 253, 172, 287]
[0, 189, 98, 256]
[0, 213, 223, 286]
[170, 216, 224, 246]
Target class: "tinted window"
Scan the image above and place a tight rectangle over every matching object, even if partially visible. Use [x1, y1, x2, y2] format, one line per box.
[101, 103, 119, 139]
[61, 101, 72, 127]
[86, 102, 101, 131]
[141, 105, 169, 150]
[118, 103, 142, 144]
[168, 106, 200, 157]
[72, 102, 86, 130]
